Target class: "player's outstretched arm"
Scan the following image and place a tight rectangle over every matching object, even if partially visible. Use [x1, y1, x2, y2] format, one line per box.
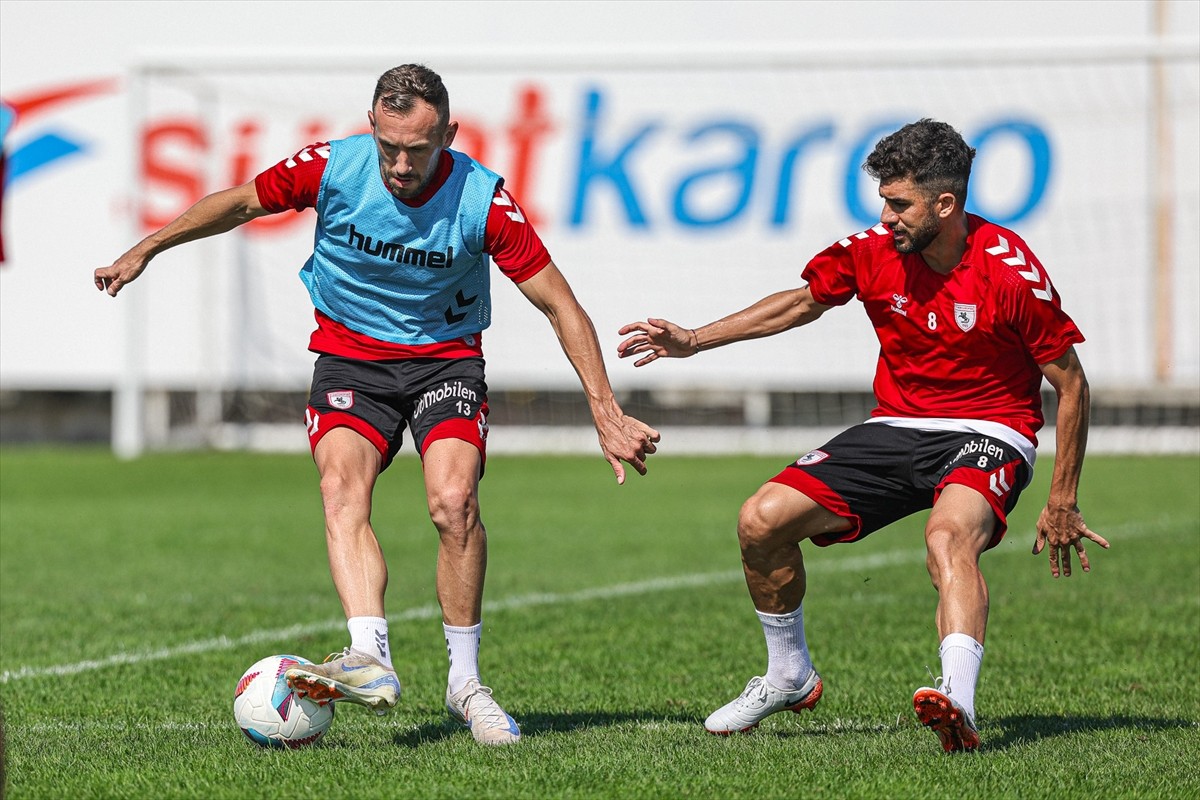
[1032, 346, 1109, 577]
[94, 181, 269, 297]
[617, 287, 830, 367]
[615, 317, 699, 366]
[516, 262, 660, 484]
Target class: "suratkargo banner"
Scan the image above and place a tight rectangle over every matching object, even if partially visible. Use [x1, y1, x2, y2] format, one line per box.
[3, 56, 1197, 390]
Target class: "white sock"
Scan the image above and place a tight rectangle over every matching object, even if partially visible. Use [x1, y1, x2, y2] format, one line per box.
[444, 622, 482, 694]
[347, 616, 392, 669]
[939, 632, 984, 721]
[757, 606, 814, 691]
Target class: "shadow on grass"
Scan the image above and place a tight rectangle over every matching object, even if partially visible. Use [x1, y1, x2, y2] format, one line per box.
[752, 712, 1198, 749]
[982, 713, 1198, 751]
[387, 710, 1197, 749]
[391, 710, 698, 747]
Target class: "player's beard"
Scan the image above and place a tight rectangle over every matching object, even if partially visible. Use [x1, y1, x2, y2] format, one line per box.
[379, 163, 428, 200]
[891, 214, 941, 254]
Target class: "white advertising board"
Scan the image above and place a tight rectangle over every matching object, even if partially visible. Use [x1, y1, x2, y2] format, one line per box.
[2, 1, 1197, 395]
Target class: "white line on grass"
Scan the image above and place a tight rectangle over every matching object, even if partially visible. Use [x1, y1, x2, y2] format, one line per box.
[0, 517, 1172, 684]
[0, 549, 923, 684]
[14, 719, 428, 734]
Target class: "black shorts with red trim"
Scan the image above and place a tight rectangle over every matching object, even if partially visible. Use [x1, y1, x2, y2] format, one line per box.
[769, 423, 1031, 550]
[304, 354, 489, 472]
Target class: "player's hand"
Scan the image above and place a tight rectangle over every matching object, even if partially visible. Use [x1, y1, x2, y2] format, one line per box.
[1032, 503, 1108, 578]
[596, 413, 660, 484]
[616, 318, 700, 366]
[94, 252, 148, 297]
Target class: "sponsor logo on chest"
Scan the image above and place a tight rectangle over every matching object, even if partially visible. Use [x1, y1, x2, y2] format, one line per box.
[347, 223, 455, 268]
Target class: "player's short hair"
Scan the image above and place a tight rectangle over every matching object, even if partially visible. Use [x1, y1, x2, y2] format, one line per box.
[372, 64, 450, 129]
[864, 119, 976, 205]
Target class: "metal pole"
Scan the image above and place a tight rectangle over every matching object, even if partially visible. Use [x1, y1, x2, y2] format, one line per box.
[112, 65, 146, 459]
[1152, 0, 1175, 383]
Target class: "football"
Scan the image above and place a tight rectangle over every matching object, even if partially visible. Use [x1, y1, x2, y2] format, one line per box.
[233, 654, 335, 748]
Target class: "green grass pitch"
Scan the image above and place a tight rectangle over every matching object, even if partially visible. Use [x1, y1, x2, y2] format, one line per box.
[1, 448, 1197, 798]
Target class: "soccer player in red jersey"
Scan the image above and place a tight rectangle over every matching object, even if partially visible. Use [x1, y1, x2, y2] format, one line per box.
[617, 119, 1106, 753]
[95, 65, 659, 745]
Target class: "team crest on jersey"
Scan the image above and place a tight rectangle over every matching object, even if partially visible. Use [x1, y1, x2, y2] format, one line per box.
[954, 303, 977, 332]
[327, 391, 355, 410]
[795, 449, 829, 466]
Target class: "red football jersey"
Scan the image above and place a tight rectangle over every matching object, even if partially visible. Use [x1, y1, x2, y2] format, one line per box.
[802, 215, 1084, 444]
[254, 144, 551, 359]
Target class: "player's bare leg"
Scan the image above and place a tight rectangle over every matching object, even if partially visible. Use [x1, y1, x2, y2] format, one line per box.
[737, 483, 851, 614]
[705, 484, 849, 734]
[914, 484, 995, 752]
[286, 427, 401, 713]
[925, 485, 994, 642]
[423, 437, 487, 627]
[314, 428, 388, 618]
[423, 437, 520, 744]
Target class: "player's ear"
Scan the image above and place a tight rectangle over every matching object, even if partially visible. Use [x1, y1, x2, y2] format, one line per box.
[368, 110, 377, 131]
[443, 120, 459, 148]
[936, 191, 957, 219]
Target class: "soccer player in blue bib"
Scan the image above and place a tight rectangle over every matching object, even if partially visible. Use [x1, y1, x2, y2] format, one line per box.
[96, 64, 660, 746]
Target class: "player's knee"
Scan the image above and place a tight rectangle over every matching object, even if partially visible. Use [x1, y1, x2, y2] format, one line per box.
[737, 493, 787, 552]
[318, 467, 372, 518]
[924, 525, 982, 587]
[427, 482, 480, 538]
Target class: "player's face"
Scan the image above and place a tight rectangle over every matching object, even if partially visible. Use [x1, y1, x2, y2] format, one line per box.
[878, 178, 943, 254]
[369, 100, 458, 200]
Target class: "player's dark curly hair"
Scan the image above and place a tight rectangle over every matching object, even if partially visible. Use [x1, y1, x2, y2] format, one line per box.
[372, 64, 450, 129]
[864, 119, 976, 205]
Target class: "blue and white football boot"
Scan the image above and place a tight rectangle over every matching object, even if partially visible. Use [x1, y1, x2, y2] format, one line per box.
[285, 647, 401, 716]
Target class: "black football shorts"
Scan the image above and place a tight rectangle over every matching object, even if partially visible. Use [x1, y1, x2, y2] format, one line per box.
[304, 355, 489, 471]
[768, 422, 1031, 549]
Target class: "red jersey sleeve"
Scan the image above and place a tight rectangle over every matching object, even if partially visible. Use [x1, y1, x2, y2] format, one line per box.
[993, 237, 1085, 365]
[485, 186, 551, 283]
[254, 142, 330, 213]
[801, 234, 866, 306]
